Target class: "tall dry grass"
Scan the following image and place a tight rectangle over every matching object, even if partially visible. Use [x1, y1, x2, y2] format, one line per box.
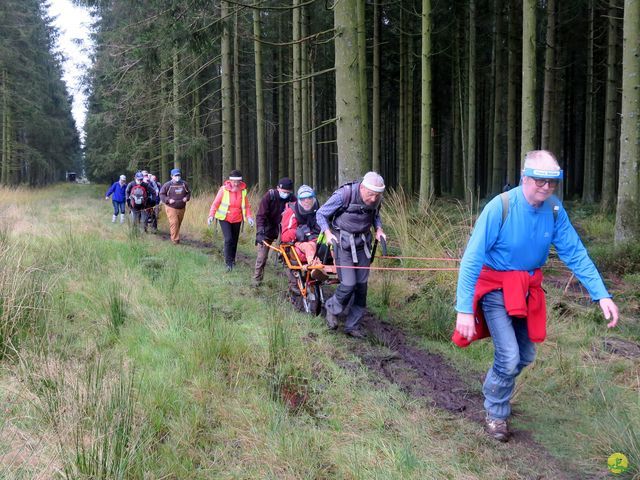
[0, 237, 57, 358]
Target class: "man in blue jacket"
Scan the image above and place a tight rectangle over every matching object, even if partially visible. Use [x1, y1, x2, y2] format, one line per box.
[454, 150, 619, 442]
[105, 174, 127, 223]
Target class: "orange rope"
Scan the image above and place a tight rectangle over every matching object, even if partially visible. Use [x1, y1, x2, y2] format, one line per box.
[335, 265, 459, 271]
[378, 255, 461, 262]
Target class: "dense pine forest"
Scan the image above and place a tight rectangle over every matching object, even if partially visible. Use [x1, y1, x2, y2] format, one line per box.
[77, 0, 638, 240]
[0, 0, 80, 185]
[0, 0, 638, 233]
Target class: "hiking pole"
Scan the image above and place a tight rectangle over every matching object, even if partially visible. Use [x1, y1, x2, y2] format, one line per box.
[370, 236, 387, 263]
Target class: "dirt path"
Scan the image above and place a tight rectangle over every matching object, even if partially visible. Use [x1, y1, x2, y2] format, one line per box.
[353, 313, 589, 480]
[161, 232, 588, 479]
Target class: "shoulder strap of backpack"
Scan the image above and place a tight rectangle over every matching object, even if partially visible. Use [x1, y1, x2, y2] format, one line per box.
[501, 191, 559, 227]
[547, 197, 560, 224]
[341, 183, 352, 207]
[500, 191, 509, 225]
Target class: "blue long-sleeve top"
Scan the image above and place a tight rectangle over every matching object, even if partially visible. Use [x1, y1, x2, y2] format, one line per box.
[316, 188, 383, 233]
[106, 181, 127, 203]
[455, 186, 610, 314]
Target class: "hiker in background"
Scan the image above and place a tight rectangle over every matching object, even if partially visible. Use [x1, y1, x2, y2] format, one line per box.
[105, 174, 127, 223]
[453, 150, 619, 443]
[316, 172, 387, 339]
[146, 173, 161, 232]
[159, 168, 191, 244]
[252, 177, 295, 286]
[125, 171, 151, 231]
[208, 170, 254, 272]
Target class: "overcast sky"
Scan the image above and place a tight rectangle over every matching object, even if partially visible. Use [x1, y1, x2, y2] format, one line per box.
[47, 0, 94, 141]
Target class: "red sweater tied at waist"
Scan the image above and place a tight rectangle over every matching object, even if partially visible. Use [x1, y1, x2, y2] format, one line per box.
[452, 267, 546, 348]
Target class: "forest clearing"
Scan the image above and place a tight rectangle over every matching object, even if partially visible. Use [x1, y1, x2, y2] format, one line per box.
[0, 184, 638, 478]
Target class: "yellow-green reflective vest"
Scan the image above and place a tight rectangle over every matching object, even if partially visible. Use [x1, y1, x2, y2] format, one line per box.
[214, 188, 247, 221]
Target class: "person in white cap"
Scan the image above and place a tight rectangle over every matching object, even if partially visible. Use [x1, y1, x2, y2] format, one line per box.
[316, 172, 387, 338]
[105, 174, 128, 223]
[454, 150, 619, 442]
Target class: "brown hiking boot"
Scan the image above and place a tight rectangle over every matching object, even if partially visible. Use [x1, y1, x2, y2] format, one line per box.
[485, 416, 510, 442]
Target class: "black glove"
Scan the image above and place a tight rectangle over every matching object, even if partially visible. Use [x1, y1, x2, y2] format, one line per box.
[296, 225, 311, 242]
[255, 231, 266, 245]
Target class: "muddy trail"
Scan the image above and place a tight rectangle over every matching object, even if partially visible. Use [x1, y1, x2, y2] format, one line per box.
[161, 232, 589, 479]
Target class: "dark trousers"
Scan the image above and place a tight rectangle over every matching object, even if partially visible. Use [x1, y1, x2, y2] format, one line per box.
[219, 220, 242, 267]
[325, 245, 371, 332]
[131, 208, 149, 230]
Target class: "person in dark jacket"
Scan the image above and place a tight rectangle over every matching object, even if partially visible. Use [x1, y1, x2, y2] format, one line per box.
[316, 172, 387, 338]
[105, 174, 127, 223]
[252, 177, 295, 285]
[125, 172, 151, 231]
[159, 168, 191, 244]
[146, 173, 161, 232]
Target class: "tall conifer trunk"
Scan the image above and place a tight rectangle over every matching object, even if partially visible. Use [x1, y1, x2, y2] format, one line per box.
[506, 0, 518, 185]
[233, 12, 242, 172]
[372, 1, 381, 172]
[614, 0, 639, 242]
[582, 0, 596, 203]
[466, 0, 477, 203]
[334, 0, 364, 183]
[172, 48, 181, 169]
[159, 68, 169, 183]
[254, 10, 267, 191]
[419, 0, 432, 201]
[601, 0, 619, 213]
[541, 0, 556, 151]
[301, 6, 311, 183]
[277, 22, 286, 180]
[521, 0, 537, 157]
[398, 5, 406, 190]
[221, 1, 233, 180]
[491, 0, 505, 194]
[357, 0, 369, 169]
[406, 32, 414, 193]
[292, 0, 303, 186]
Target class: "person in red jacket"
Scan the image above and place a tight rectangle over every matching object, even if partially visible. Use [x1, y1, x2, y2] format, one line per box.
[280, 185, 321, 265]
[208, 170, 254, 271]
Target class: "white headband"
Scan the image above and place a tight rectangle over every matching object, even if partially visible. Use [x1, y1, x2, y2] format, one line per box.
[229, 176, 242, 181]
[362, 179, 385, 193]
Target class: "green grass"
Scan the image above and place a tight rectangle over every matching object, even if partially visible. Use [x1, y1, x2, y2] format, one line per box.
[1, 184, 638, 478]
[368, 192, 640, 478]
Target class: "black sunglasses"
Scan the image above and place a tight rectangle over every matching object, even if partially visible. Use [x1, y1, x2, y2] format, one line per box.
[532, 178, 559, 188]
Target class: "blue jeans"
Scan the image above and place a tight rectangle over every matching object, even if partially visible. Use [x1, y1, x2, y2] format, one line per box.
[112, 200, 126, 215]
[481, 290, 537, 420]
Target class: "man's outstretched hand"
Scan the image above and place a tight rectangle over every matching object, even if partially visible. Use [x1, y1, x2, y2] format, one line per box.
[599, 298, 619, 328]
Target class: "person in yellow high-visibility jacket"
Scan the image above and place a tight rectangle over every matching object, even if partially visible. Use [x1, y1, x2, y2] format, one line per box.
[208, 170, 254, 271]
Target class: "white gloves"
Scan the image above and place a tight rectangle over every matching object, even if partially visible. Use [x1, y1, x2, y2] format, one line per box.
[207, 217, 213, 226]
